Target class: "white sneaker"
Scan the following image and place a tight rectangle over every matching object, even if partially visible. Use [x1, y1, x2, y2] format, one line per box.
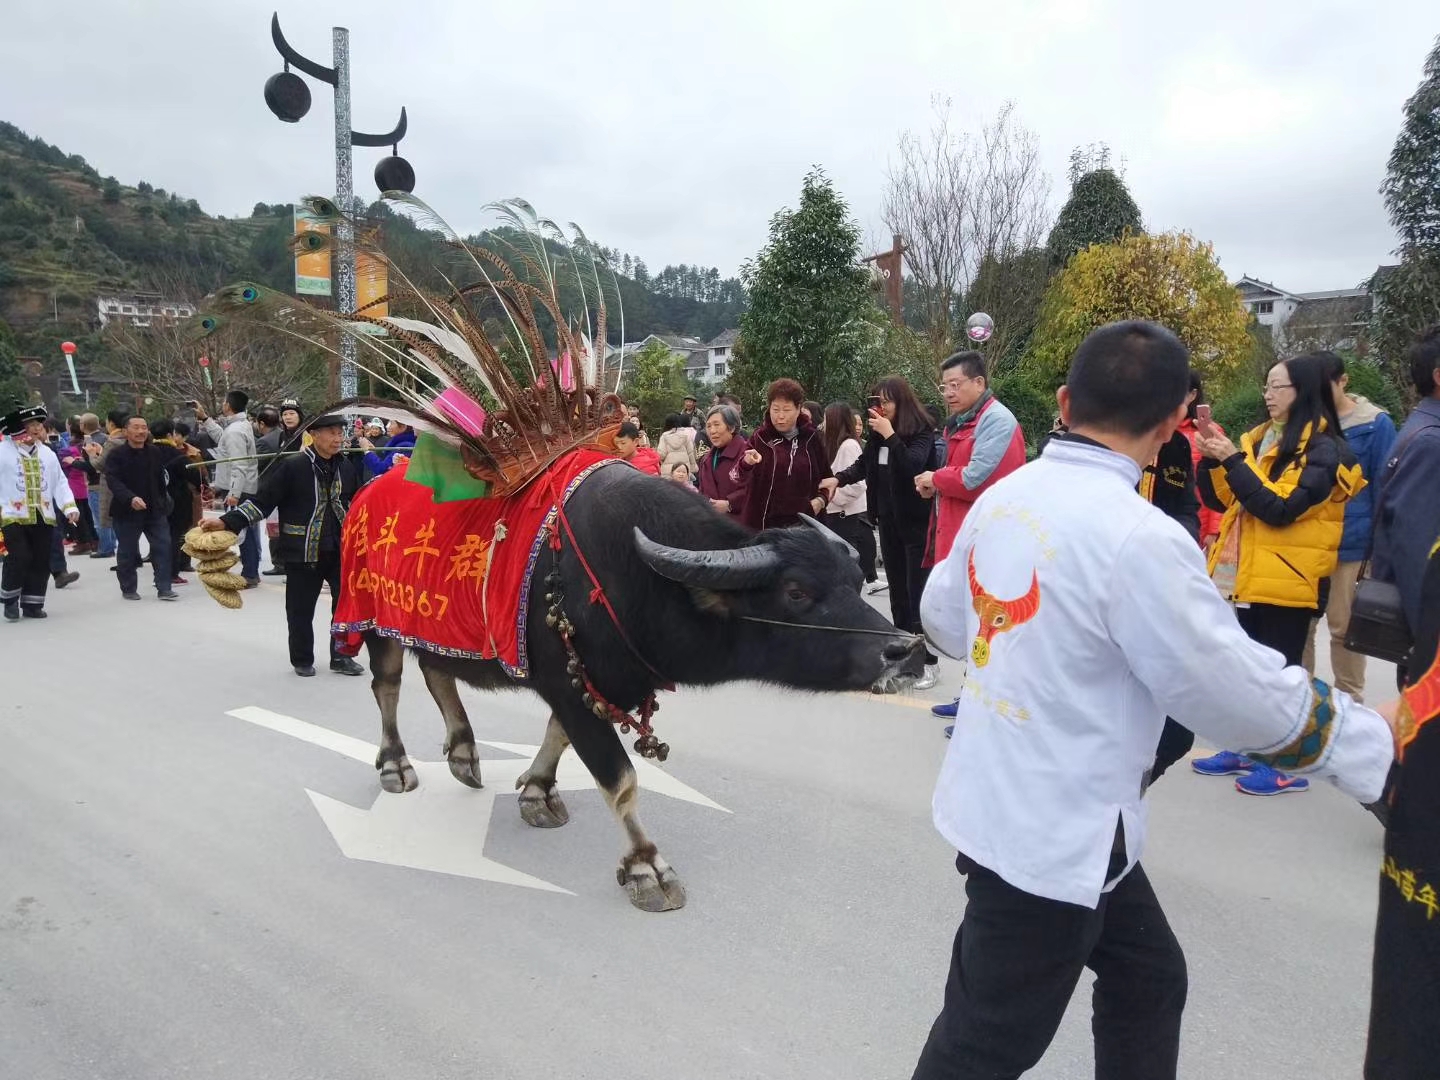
[912, 664, 939, 691]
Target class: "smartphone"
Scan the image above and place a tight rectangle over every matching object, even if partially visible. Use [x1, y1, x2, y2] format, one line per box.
[866, 395, 882, 412]
[1195, 403, 1215, 438]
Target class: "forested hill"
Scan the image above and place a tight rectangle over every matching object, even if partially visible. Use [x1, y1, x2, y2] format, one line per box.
[0, 120, 746, 354]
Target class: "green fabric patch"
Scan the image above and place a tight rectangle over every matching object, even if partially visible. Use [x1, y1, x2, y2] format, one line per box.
[404, 434, 491, 502]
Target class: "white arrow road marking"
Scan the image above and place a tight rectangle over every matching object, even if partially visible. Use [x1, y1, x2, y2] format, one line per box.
[224, 706, 728, 892]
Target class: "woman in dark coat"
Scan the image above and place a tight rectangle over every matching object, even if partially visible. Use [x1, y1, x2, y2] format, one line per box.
[696, 403, 749, 519]
[825, 375, 938, 686]
[736, 378, 832, 531]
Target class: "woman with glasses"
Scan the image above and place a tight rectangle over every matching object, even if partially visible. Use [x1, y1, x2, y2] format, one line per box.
[1192, 353, 1364, 796]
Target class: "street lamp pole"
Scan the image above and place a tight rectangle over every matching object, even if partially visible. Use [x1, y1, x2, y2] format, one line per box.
[331, 27, 357, 400]
[264, 13, 416, 402]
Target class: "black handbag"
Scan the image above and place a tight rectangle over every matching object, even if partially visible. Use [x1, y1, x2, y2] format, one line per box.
[1342, 425, 1424, 665]
[1344, 569, 1412, 664]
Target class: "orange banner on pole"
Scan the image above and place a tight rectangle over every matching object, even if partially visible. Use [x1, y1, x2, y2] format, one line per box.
[356, 249, 388, 319]
[294, 205, 332, 297]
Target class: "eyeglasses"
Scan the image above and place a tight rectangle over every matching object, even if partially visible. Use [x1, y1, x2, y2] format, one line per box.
[938, 377, 976, 394]
[1262, 383, 1294, 394]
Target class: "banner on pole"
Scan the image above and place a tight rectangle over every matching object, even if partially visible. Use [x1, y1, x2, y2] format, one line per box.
[294, 205, 332, 297]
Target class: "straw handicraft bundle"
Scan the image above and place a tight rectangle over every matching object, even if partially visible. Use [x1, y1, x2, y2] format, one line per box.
[183, 526, 245, 609]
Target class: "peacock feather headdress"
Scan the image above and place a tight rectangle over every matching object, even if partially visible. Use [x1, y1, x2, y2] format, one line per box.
[196, 193, 628, 497]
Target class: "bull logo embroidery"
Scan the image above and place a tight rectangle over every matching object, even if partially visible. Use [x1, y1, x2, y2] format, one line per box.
[967, 549, 1041, 667]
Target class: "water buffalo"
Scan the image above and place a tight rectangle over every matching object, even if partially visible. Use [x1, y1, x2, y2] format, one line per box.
[361, 463, 924, 911]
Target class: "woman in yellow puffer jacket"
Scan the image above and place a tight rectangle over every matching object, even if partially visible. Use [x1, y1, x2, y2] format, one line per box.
[1192, 353, 1365, 796]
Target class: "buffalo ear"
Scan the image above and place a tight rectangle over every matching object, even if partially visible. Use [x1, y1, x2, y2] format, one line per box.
[686, 586, 733, 617]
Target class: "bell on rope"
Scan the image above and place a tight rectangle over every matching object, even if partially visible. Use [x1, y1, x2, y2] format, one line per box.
[545, 613, 558, 628]
[593, 703, 609, 719]
[571, 678, 583, 690]
[582, 693, 595, 708]
[657, 744, 670, 762]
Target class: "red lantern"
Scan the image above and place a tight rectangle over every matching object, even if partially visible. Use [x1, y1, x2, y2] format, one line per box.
[199, 356, 210, 368]
[60, 341, 77, 355]
[221, 359, 233, 372]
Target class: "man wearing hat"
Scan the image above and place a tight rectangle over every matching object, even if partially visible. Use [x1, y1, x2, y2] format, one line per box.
[1, 405, 80, 620]
[203, 413, 365, 677]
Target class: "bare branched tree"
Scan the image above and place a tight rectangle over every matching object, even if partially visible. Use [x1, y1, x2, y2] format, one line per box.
[102, 315, 328, 416]
[883, 99, 1052, 366]
[98, 266, 329, 415]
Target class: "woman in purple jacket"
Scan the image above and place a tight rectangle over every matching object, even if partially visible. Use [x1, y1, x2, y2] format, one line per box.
[736, 378, 832, 531]
[696, 403, 749, 518]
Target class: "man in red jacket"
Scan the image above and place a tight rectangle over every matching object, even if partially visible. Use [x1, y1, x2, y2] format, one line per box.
[916, 351, 1026, 566]
[916, 351, 1027, 728]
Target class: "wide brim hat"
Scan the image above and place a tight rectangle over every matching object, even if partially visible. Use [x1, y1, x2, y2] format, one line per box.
[2, 404, 46, 437]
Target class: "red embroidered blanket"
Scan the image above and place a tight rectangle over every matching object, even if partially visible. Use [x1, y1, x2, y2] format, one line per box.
[332, 449, 620, 675]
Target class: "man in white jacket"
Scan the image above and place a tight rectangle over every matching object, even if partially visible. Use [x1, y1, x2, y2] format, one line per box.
[198, 391, 261, 586]
[911, 321, 1396, 1080]
[1, 405, 79, 620]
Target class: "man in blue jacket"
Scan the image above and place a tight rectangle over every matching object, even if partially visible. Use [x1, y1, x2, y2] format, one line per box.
[1303, 353, 1397, 701]
[1373, 326, 1440, 661]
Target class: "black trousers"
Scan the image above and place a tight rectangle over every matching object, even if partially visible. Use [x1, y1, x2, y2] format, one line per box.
[1, 522, 55, 610]
[877, 514, 936, 663]
[1235, 602, 1313, 666]
[114, 512, 172, 595]
[912, 855, 1187, 1080]
[823, 512, 878, 583]
[286, 550, 343, 666]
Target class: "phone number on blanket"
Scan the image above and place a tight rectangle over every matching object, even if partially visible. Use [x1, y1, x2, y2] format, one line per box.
[349, 567, 451, 620]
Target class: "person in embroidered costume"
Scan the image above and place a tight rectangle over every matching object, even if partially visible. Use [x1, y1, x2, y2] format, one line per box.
[1366, 539, 1440, 1076]
[1, 404, 80, 621]
[0, 403, 79, 622]
[203, 414, 363, 678]
[912, 321, 1396, 1080]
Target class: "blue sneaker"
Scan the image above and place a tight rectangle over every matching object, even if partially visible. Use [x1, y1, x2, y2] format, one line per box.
[1235, 764, 1309, 796]
[932, 698, 959, 719]
[1191, 750, 1256, 776]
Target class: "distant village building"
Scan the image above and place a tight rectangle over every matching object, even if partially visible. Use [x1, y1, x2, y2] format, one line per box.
[1233, 270, 1395, 353]
[95, 293, 196, 328]
[604, 329, 738, 388]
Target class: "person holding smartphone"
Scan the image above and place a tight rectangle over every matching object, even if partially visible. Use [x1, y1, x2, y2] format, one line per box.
[822, 376, 940, 689]
[1194, 353, 1363, 796]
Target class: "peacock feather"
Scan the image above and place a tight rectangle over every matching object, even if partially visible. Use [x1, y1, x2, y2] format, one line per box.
[196, 193, 627, 497]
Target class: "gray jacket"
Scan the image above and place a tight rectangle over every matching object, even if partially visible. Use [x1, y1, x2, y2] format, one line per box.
[202, 414, 259, 497]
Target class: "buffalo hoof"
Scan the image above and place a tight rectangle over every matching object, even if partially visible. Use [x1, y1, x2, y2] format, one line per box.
[518, 786, 570, 828]
[379, 757, 419, 793]
[617, 859, 686, 912]
[446, 747, 484, 789]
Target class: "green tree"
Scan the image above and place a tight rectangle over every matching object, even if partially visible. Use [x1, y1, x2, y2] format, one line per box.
[1024, 231, 1252, 389]
[733, 167, 876, 406]
[1046, 149, 1142, 270]
[626, 340, 687, 436]
[102, 177, 121, 203]
[0, 318, 31, 409]
[1371, 34, 1440, 395]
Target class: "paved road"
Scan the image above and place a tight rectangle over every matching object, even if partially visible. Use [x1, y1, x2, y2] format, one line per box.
[2, 565, 1392, 1079]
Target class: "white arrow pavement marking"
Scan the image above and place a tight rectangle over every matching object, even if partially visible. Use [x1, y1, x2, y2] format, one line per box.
[223, 706, 728, 892]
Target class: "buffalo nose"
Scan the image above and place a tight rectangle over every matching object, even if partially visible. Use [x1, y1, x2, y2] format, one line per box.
[883, 634, 925, 660]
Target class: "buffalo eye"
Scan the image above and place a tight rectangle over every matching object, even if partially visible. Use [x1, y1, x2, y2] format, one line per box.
[785, 584, 811, 604]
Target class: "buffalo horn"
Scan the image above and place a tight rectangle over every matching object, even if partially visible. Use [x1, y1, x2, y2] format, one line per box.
[633, 528, 781, 589]
[795, 513, 859, 563]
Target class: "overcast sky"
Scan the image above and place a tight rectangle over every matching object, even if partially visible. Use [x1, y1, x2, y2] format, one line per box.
[3, 1, 1435, 293]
